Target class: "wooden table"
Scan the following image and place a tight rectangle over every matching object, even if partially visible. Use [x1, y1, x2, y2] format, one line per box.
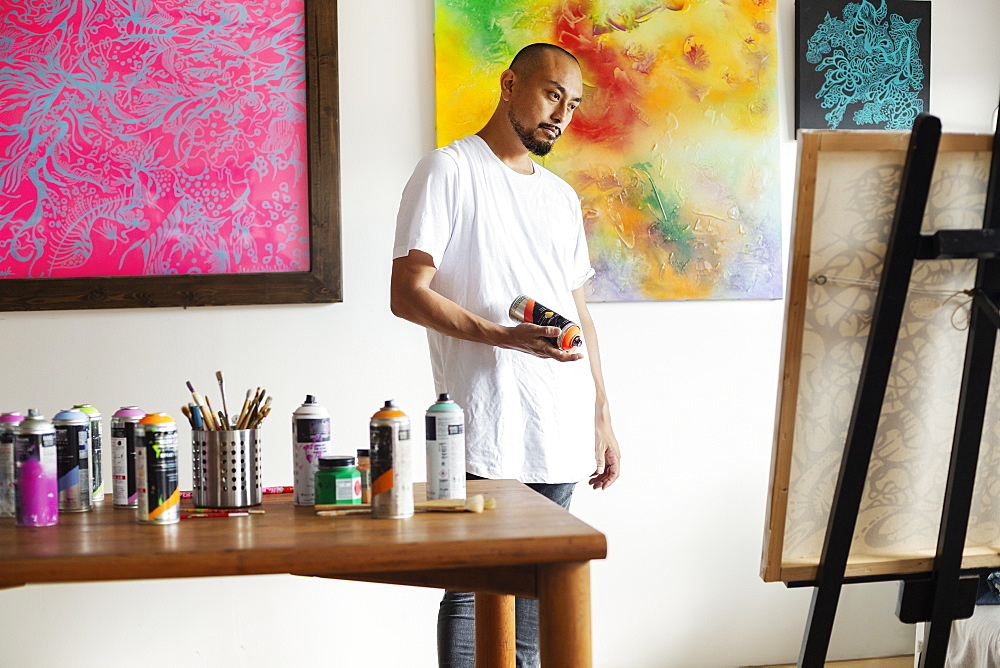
[0, 479, 607, 666]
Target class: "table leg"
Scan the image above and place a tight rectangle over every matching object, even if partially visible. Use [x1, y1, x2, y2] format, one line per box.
[538, 561, 592, 667]
[475, 592, 516, 667]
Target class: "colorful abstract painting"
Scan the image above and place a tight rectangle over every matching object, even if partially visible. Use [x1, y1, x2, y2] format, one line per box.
[434, 0, 782, 301]
[0, 0, 308, 279]
[796, 0, 931, 131]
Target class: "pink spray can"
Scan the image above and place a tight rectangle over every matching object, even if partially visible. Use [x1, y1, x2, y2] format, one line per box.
[14, 409, 59, 527]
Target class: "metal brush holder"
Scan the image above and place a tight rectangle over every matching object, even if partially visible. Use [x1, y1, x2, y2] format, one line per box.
[192, 429, 262, 508]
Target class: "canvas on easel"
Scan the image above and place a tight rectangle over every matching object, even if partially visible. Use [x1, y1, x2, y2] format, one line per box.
[761, 130, 1000, 584]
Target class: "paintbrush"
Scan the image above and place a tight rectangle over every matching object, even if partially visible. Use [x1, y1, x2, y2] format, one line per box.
[315, 494, 496, 514]
[215, 370, 230, 428]
[240, 387, 263, 429]
[247, 388, 266, 426]
[251, 396, 272, 428]
[186, 381, 217, 430]
[180, 405, 193, 427]
[204, 395, 218, 429]
[235, 389, 253, 429]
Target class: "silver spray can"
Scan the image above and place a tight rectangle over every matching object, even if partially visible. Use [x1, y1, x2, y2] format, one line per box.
[425, 394, 466, 500]
[73, 404, 103, 503]
[111, 406, 145, 507]
[369, 400, 413, 519]
[53, 408, 92, 512]
[0, 412, 24, 518]
[292, 395, 332, 506]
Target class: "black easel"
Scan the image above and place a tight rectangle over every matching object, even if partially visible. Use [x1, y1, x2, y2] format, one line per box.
[798, 112, 1000, 667]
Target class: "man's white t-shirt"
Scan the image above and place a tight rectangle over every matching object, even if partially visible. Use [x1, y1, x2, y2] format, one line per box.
[393, 135, 596, 484]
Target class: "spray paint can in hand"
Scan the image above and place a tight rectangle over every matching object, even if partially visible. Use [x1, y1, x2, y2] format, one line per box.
[53, 408, 92, 512]
[73, 404, 103, 503]
[0, 412, 24, 518]
[509, 294, 583, 351]
[425, 394, 466, 501]
[369, 400, 413, 519]
[14, 410, 58, 527]
[136, 413, 180, 525]
[292, 395, 332, 506]
[111, 406, 145, 508]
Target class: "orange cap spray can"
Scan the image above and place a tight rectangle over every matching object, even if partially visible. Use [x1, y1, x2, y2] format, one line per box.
[369, 401, 413, 519]
[135, 412, 180, 525]
[509, 295, 583, 351]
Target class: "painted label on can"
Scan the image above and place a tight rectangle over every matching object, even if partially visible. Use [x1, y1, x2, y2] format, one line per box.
[55, 420, 92, 512]
[0, 415, 21, 519]
[111, 408, 144, 507]
[293, 418, 331, 505]
[136, 420, 179, 525]
[14, 429, 58, 527]
[0, 434, 12, 519]
[425, 407, 466, 501]
[292, 396, 332, 506]
[370, 411, 413, 519]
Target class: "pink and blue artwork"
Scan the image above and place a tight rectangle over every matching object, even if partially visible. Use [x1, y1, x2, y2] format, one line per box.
[0, 0, 308, 279]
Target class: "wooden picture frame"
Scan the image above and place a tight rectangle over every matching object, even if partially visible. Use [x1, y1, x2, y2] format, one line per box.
[0, 1, 341, 311]
[762, 130, 1000, 583]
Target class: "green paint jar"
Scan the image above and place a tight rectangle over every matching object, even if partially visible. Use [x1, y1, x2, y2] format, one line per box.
[314, 456, 361, 505]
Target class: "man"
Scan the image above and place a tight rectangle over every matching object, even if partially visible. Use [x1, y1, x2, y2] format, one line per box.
[390, 43, 620, 667]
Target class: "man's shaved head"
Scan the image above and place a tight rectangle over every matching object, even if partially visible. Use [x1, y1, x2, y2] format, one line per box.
[509, 43, 579, 77]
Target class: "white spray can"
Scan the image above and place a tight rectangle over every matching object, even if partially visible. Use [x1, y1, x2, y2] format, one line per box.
[292, 395, 332, 506]
[425, 393, 466, 500]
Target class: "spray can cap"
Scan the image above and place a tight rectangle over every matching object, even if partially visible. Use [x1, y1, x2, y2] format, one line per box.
[372, 400, 407, 419]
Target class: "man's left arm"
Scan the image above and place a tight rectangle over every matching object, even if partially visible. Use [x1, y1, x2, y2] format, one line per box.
[573, 287, 621, 490]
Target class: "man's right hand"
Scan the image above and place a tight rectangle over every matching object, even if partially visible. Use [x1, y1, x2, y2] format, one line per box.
[504, 323, 583, 361]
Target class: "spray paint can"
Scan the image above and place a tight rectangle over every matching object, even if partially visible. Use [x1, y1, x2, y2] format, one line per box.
[73, 404, 103, 503]
[111, 406, 145, 508]
[14, 410, 58, 527]
[0, 412, 24, 518]
[425, 394, 466, 501]
[369, 400, 413, 519]
[136, 413, 179, 525]
[292, 395, 332, 506]
[509, 294, 583, 351]
[53, 408, 92, 512]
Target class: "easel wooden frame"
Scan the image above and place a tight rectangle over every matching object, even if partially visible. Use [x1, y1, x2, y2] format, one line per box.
[762, 129, 997, 585]
[766, 113, 1000, 666]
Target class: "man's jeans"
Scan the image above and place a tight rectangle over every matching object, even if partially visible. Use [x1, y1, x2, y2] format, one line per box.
[436, 474, 576, 668]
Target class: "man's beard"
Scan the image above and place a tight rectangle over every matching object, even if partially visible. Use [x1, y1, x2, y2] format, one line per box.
[508, 107, 557, 157]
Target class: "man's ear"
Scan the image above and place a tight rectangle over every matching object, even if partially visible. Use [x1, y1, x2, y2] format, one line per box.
[499, 69, 516, 102]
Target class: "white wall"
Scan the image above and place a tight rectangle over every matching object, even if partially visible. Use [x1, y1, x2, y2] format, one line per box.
[1, 0, 998, 666]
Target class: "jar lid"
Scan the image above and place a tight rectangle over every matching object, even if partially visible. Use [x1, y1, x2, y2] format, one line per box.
[319, 456, 356, 468]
